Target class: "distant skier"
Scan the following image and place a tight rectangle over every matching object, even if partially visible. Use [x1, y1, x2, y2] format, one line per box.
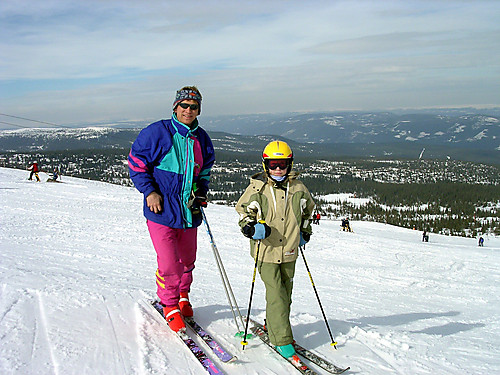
[478, 236, 484, 247]
[236, 140, 315, 361]
[313, 212, 321, 224]
[27, 161, 40, 182]
[47, 168, 60, 182]
[341, 218, 351, 232]
[128, 86, 215, 334]
[422, 230, 429, 242]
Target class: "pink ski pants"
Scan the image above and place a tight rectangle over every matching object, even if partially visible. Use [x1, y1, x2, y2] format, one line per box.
[147, 220, 197, 307]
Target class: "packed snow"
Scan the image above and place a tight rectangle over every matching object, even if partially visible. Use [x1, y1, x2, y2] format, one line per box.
[1, 167, 499, 375]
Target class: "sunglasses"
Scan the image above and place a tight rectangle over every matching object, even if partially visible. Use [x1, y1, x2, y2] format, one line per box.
[267, 159, 289, 170]
[178, 102, 199, 110]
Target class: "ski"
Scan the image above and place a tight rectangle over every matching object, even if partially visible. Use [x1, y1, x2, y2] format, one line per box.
[185, 317, 237, 363]
[294, 343, 350, 374]
[148, 300, 224, 375]
[250, 324, 319, 375]
[250, 318, 350, 374]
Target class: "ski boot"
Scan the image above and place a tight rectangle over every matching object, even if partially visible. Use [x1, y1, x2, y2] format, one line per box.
[163, 306, 186, 333]
[179, 291, 193, 317]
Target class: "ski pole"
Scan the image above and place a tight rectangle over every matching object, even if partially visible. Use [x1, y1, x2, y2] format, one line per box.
[241, 239, 261, 349]
[200, 208, 246, 335]
[299, 245, 338, 349]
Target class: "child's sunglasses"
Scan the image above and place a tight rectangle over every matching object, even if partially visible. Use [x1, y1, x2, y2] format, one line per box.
[267, 159, 289, 170]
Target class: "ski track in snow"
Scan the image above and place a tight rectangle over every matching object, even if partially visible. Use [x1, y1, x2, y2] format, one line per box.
[100, 295, 127, 374]
[36, 290, 60, 375]
[1, 167, 499, 374]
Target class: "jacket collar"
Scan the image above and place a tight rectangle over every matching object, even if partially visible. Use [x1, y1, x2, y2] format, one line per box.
[250, 171, 299, 190]
[171, 113, 199, 136]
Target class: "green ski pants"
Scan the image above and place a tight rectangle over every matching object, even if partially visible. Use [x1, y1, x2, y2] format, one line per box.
[258, 260, 296, 346]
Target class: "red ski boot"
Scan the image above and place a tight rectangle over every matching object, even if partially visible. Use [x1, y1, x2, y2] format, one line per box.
[163, 306, 186, 333]
[179, 292, 193, 317]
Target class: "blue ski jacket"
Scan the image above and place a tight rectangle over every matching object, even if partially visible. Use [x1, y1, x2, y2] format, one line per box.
[128, 115, 215, 228]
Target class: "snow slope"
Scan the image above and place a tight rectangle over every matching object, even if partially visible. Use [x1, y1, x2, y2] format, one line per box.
[1, 167, 499, 375]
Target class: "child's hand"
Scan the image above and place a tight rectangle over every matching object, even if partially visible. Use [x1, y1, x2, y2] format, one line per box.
[242, 222, 271, 240]
[253, 223, 271, 239]
[299, 232, 311, 246]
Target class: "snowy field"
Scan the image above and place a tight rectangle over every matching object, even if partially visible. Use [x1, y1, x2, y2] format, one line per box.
[1, 167, 499, 375]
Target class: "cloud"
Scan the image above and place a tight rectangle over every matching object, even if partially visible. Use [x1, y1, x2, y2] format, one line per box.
[0, 0, 499, 124]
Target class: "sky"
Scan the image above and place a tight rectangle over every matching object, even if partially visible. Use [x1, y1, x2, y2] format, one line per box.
[1, 0, 499, 128]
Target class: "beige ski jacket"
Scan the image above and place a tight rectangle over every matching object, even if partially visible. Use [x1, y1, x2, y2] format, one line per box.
[236, 171, 315, 264]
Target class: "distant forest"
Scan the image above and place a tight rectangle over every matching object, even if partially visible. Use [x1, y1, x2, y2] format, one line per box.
[1, 149, 499, 237]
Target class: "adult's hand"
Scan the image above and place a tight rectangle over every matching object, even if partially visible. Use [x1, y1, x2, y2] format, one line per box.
[146, 191, 163, 214]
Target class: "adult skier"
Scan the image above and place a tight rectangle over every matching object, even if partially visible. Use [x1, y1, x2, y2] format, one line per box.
[422, 230, 429, 242]
[478, 236, 484, 247]
[341, 218, 351, 232]
[236, 140, 315, 360]
[27, 161, 40, 182]
[128, 86, 215, 333]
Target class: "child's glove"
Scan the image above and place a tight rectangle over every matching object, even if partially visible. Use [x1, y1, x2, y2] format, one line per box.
[299, 232, 311, 246]
[242, 222, 271, 240]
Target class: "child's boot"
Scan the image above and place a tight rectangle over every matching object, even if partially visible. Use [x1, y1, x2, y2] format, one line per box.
[275, 343, 296, 358]
[179, 292, 193, 317]
[163, 306, 186, 333]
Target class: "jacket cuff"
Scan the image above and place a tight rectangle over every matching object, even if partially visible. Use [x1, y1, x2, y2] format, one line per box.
[143, 186, 156, 199]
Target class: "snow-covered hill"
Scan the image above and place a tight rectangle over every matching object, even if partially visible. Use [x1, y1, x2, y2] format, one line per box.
[203, 112, 500, 151]
[1, 110, 499, 157]
[1, 167, 499, 375]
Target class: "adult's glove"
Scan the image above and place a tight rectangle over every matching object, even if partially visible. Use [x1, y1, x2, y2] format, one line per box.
[189, 191, 207, 215]
[192, 195, 207, 209]
[242, 222, 271, 240]
[299, 232, 311, 247]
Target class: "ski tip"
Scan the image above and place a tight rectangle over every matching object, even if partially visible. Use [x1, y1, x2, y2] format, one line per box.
[226, 355, 238, 363]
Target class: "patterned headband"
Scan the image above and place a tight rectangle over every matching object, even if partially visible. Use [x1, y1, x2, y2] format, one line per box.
[172, 89, 202, 113]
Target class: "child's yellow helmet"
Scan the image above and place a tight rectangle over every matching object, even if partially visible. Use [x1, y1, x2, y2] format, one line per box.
[262, 140, 293, 160]
[262, 140, 294, 173]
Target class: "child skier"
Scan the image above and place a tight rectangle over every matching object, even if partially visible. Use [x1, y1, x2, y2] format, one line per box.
[47, 168, 60, 182]
[236, 140, 315, 360]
